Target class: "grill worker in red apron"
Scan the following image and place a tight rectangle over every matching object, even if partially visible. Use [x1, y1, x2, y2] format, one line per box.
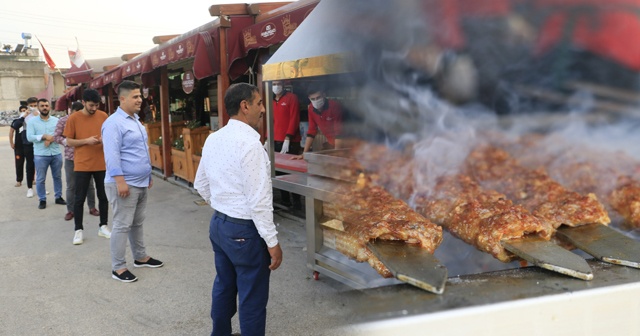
[270, 80, 303, 210]
[293, 83, 343, 160]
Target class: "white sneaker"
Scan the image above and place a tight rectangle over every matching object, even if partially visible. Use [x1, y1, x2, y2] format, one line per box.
[26, 188, 34, 198]
[98, 226, 111, 239]
[73, 230, 83, 245]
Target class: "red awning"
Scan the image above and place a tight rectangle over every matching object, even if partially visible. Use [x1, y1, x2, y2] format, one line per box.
[150, 37, 198, 69]
[65, 69, 93, 86]
[226, 16, 258, 80]
[64, 56, 94, 85]
[89, 76, 105, 89]
[54, 98, 68, 111]
[229, 3, 318, 77]
[222, 16, 254, 80]
[121, 55, 151, 78]
[193, 30, 221, 80]
[149, 20, 220, 71]
[54, 86, 81, 111]
[103, 67, 123, 86]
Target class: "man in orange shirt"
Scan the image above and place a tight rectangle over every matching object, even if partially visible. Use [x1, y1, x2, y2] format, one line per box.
[63, 89, 111, 245]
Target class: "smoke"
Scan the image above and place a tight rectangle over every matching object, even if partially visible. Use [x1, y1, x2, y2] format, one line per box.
[335, 0, 640, 184]
[321, 0, 640, 273]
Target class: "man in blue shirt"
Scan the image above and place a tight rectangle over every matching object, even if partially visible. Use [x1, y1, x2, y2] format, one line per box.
[102, 80, 163, 283]
[26, 98, 66, 209]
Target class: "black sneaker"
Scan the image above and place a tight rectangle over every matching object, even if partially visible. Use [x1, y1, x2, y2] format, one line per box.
[112, 270, 138, 283]
[134, 257, 164, 268]
[38, 201, 46, 209]
[55, 197, 66, 205]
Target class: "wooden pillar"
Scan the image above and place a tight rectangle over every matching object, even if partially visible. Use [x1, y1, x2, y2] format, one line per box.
[106, 84, 114, 114]
[159, 66, 173, 178]
[218, 26, 230, 127]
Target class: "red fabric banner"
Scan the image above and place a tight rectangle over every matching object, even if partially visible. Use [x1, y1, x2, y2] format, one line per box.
[36, 37, 57, 69]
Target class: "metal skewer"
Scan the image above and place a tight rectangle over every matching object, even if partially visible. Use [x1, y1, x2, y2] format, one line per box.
[556, 224, 640, 269]
[367, 240, 448, 294]
[502, 237, 594, 280]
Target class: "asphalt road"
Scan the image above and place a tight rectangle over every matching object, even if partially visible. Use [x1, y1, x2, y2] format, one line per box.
[0, 125, 356, 336]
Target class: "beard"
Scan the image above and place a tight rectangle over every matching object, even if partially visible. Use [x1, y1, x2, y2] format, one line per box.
[39, 110, 50, 116]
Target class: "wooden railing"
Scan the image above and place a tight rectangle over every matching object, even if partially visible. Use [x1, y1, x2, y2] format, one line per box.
[144, 121, 185, 145]
[181, 126, 212, 183]
[145, 122, 213, 183]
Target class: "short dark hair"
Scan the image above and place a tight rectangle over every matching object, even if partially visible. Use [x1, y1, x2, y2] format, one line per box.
[19, 105, 27, 111]
[82, 89, 101, 104]
[117, 80, 140, 97]
[37, 98, 49, 104]
[71, 101, 84, 111]
[224, 83, 259, 117]
[306, 83, 325, 96]
[26, 97, 38, 104]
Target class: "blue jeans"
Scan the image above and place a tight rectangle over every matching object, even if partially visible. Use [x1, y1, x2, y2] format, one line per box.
[34, 154, 63, 201]
[209, 214, 271, 336]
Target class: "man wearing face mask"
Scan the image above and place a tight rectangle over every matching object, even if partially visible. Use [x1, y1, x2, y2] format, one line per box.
[22, 97, 39, 198]
[269, 80, 303, 211]
[293, 84, 343, 160]
[9, 105, 28, 188]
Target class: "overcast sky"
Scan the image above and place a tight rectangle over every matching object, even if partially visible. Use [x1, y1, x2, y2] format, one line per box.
[0, 0, 279, 68]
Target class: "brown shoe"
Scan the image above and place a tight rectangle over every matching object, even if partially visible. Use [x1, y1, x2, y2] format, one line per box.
[64, 212, 74, 221]
[89, 208, 100, 216]
[14, 182, 21, 187]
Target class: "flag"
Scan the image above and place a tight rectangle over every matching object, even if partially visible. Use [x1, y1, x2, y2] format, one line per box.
[65, 37, 92, 85]
[36, 36, 56, 69]
[68, 37, 87, 68]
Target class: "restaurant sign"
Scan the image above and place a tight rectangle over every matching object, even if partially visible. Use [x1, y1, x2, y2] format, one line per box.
[182, 70, 195, 94]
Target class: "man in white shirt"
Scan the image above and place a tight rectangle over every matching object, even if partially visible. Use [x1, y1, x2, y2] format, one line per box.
[194, 83, 282, 336]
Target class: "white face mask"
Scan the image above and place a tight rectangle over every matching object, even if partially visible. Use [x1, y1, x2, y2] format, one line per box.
[311, 98, 325, 110]
[272, 85, 283, 95]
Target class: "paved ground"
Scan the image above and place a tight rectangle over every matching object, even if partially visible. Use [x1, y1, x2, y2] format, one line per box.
[0, 126, 357, 336]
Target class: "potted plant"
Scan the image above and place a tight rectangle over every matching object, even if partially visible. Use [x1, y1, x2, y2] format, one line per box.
[171, 134, 189, 181]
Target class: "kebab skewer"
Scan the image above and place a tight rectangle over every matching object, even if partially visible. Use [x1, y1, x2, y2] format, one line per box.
[466, 145, 640, 268]
[498, 134, 640, 229]
[322, 176, 447, 294]
[353, 144, 593, 279]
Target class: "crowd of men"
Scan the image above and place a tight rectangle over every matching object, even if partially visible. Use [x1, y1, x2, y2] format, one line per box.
[8, 82, 163, 285]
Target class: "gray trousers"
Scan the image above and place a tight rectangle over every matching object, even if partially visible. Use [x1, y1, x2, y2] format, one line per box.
[64, 159, 96, 213]
[105, 183, 148, 271]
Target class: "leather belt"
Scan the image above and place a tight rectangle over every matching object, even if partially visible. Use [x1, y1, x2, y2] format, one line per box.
[214, 211, 254, 225]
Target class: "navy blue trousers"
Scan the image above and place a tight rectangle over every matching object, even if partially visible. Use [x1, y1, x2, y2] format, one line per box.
[209, 214, 271, 336]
